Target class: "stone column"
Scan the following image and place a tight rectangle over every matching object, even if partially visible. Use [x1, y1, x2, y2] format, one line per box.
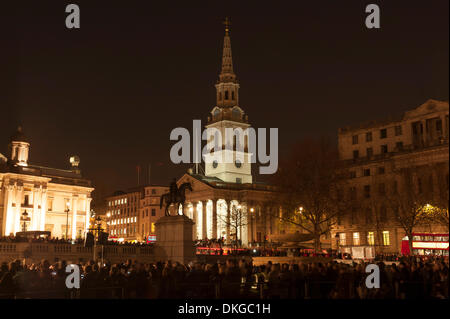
[32, 186, 39, 230]
[4, 185, 14, 236]
[191, 203, 197, 240]
[212, 199, 217, 239]
[40, 188, 47, 231]
[14, 185, 23, 234]
[202, 200, 207, 239]
[71, 196, 78, 239]
[226, 200, 232, 244]
[85, 197, 92, 235]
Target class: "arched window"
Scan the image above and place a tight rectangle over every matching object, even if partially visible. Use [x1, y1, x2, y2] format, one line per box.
[225, 91, 229, 100]
[213, 109, 220, 120]
[232, 108, 241, 120]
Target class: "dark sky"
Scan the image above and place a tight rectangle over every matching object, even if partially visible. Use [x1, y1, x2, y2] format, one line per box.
[1, 1, 448, 202]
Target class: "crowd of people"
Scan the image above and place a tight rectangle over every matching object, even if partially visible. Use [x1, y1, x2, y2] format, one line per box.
[0, 256, 447, 299]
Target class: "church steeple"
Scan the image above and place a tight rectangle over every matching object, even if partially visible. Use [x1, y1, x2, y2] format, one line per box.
[216, 17, 240, 108]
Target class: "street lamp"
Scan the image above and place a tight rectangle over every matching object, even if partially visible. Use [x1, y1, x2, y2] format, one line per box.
[21, 211, 30, 232]
[335, 233, 340, 257]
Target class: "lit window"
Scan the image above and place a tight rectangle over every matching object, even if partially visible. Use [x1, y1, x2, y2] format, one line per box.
[352, 135, 359, 145]
[382, 231, 390, 246]
[353, 232, 360, 246]
[367, 232, 375, 245]
[339, 233, 346, 246]
[151, 223, 155, 233]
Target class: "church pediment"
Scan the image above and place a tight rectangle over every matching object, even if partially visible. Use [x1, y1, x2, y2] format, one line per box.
[177, 173, 213, 192]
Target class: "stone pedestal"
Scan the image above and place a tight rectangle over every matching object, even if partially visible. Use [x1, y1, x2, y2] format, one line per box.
[154, 215, 196, 264]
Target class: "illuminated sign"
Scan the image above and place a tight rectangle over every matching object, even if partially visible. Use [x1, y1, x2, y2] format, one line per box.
[147, 235, 156, 243]
[412, 242, 449, 250]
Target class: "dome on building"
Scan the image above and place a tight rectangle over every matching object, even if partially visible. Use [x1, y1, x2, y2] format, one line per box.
[10, 126, 29, 143]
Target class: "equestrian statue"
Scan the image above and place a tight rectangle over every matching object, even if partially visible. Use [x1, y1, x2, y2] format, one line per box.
[160, 178, 193, 216]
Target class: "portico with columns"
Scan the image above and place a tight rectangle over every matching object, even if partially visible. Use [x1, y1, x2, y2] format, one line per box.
[174, 173, 279, 247]
[0, 126, 94, 239]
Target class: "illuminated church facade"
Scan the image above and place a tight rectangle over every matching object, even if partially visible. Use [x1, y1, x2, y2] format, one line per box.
[0, 127, 94, 239]
[175, 20, 282, 246]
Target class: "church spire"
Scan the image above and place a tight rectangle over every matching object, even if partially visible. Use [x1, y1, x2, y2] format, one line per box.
[219, 17, 236, 82]
[216, 17, 239, 107]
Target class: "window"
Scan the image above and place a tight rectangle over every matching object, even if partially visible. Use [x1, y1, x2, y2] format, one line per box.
[418, 178, 423, 194]
[365, 209, 373, 223]
[396, 141, 403, 151]
[350, 171, 356, 179]
[152, 189, 156, 194]
[364, 185, 371, 198]
[436, 119, 442, 132]
[378, 183, 386, 195]
[363, 168, 371, 176]
[339, 233, 346, 246]
[366, 147, 373, 158]
[24, 195, 31, 206]
[366, 132, 372, 142]
[378, 167, 385, 174]
[225, 91, 229, 100]
[393, 180, 398, 193]
[381, 145, 388, 154]
[151, 223, 155, 233]
[353, 232, 360, 246]
[380, 129, 387, 139]
[352, 135, 359, 145]
[232, 91, 235, 100]
[395, 125, 402, 136]
[151, 209, 156, 216]
[236, 178, 242, 184]
[145, 209, 149, 217]
[350, 187, 357, 200]
[382, 231, 390, 246]
[367, 232, 375, 245]
[380, 206, 387, 221]
[353, 150, 359, 159]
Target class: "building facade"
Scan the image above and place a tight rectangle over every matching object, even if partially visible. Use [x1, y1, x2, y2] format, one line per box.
[105, 189, 141, 242]
[0, 127, 94, 239]
[334, 99, 449, 256]
[169, 21, 282, 247]
[139, 185, 169, 243]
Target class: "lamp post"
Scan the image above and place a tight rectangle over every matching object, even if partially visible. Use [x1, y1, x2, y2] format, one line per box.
[250, 207, 254, 246]
[21, 211, 30, 232]
[88, 215, 105, 263]
[335, 233, 340, 257]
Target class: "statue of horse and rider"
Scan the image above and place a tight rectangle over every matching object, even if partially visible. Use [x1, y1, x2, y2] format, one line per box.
[160, 178, 193, 216]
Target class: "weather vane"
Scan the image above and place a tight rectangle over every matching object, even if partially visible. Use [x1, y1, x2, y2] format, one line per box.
[224, 17, 231, 34]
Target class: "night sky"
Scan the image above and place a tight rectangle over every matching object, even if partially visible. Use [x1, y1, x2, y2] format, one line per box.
[1, 1, 448, 203]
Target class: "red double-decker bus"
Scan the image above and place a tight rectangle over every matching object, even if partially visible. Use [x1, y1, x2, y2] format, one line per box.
[402, 233, 449, 256]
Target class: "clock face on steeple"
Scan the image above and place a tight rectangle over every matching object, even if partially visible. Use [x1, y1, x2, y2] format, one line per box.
[235, 159, 242, 168]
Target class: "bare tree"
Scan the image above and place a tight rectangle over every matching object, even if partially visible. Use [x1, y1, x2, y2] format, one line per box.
[271, 138, 350, 252]
[431, 163, 449, 231]
[386, 164, 435, 255]
[218, 202, 248, 248]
